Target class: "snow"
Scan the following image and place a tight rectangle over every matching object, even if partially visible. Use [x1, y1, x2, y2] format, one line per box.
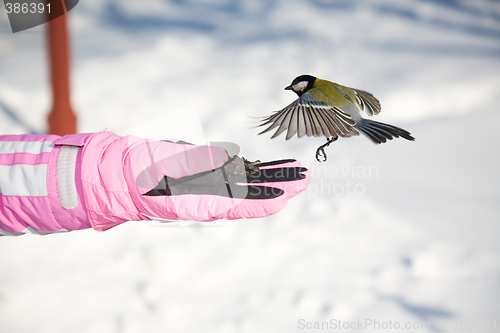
[0, 0, 499, 332]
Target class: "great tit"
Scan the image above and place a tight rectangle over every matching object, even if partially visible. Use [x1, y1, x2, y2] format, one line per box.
[258, 75, 415, 161]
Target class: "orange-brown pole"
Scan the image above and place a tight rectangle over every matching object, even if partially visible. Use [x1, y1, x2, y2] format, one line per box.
[47, 12, 77, 135]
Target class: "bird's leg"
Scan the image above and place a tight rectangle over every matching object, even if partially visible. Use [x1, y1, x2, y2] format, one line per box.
[315, 137, 338, 162]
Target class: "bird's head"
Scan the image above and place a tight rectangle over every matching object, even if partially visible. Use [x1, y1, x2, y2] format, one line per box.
[285, 75, 317, 96]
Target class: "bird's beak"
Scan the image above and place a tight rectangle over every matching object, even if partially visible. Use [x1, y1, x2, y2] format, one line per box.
[284, 85, 292, 90]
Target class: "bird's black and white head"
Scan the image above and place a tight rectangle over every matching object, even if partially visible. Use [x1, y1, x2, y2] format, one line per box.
[284, 75, 317, 97]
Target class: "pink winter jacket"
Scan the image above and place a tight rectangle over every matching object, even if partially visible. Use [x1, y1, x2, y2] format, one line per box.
[0, 131, 310, 236]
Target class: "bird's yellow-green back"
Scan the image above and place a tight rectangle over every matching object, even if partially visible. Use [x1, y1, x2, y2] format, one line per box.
[310, 78, 357, 108]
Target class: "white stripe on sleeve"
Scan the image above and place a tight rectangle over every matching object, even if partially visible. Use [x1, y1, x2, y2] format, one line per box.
[0, 141, 54, 154]
[0, 164, 48, 196]
[0, 227, 69, 236]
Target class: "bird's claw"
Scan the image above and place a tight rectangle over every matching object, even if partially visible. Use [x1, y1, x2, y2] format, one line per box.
[315, 137, 338, 162]
[315, 147, 327, 162]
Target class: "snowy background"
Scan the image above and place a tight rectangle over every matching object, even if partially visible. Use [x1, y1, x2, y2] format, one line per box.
[1, 0, 500, 332]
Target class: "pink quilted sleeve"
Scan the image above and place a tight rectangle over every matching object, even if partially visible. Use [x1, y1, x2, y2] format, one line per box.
[0, 133, 92, 235]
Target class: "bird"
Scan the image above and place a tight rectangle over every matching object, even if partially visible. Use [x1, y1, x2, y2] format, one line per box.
[257, 75, 415, 162]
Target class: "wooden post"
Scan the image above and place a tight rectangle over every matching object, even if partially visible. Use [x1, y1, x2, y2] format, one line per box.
[47, 12, 77, 135]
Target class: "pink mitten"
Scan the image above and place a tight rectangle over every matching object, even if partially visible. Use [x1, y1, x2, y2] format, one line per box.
[123, 139, 310, 223]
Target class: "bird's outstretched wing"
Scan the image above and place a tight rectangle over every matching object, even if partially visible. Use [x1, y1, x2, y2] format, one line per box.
[353, 89, 381, 116]
[258, 93, 355, 140]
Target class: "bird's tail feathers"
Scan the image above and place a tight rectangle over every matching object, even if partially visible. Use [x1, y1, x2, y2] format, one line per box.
[355, 119, 415, 144]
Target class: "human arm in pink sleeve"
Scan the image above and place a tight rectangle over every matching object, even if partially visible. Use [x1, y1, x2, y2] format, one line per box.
[0, 131, 310, 236]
